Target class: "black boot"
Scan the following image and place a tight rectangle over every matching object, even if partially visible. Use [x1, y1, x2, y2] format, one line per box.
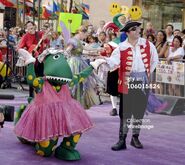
[130, 134, 143, 149]
[111, 135, 127, 151]
[109, 108, 118, 116]
[0, 121, 4, 128]
[111, 120, 127, 151]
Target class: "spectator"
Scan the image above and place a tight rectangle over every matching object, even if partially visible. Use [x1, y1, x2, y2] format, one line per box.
[181, 29, 185, 49]
[165, 36, 184, 96]
[165, 24, 174, 45]
[154, 30, 168, 95]
[147, 34, 155, 43]
[166, 36, 184, 62]
[143, 22, 156, 38]
[108, 33, 117, 41]
[50, 31, 63, 49]
[87, 24, 96, 36]
[98, 31, 107, 47]
[154, 30, 168, 58]
[85, 35, 100, 48]
[96, 20, 106, 36]
[173, 29, 181, 37]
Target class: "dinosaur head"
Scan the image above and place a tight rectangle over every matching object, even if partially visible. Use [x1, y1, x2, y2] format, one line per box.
[39, 49, 73, 85]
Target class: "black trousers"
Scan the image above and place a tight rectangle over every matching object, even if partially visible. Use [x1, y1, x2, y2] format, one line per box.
[119, 81, 149, 135]
[106, 69, 119, 96]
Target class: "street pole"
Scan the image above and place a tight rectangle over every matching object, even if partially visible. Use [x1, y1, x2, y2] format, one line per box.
[60, 0, 63, 11]
[33, 0, 35, 23]
[23, 0, 26, 25]
[16, 0, 19, 27]
[69, 0, 73, 13]
[38, 0, 41, 30]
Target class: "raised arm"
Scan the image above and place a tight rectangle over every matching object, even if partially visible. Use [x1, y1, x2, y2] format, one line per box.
[69, 66, 93, 87]
[16, 49, 44, 92]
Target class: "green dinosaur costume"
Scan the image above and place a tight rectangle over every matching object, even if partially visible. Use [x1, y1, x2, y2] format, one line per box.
[14, 48, 94, 161]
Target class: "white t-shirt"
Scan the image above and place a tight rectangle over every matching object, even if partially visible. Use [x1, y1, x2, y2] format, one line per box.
[167, 35, 174, 45]
[168, 47, 185, 59]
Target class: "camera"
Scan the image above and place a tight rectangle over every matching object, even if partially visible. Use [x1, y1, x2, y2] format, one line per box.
[0, 105, 14, 128]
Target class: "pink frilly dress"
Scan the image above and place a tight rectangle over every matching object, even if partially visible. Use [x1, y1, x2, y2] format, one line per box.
[14, 81, 93, 142]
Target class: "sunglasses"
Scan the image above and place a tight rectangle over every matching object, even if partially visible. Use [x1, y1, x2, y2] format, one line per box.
[128, 26, 139, 32]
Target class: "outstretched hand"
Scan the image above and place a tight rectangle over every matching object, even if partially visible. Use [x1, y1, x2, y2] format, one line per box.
[90, 59, 107, 70]
[16, 49, 36, 67]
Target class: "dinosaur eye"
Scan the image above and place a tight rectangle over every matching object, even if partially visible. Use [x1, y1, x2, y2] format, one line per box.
[53, 54, 60, 60]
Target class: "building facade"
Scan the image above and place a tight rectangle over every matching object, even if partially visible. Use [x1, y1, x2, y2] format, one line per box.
[78, 0, 133, 27]
[141, 0, 185, 30]
[80, 0, 185, 30]
[0, 0, 184, 31]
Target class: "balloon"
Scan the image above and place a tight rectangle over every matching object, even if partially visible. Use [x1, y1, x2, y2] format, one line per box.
[128, 6, 142, 21]
[121, 5, 129, 16]
[109, 3, 122, 16]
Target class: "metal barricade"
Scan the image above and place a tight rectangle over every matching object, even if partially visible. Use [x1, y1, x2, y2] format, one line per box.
[0, 45, 26, 89]
[12, 47, 26, 81]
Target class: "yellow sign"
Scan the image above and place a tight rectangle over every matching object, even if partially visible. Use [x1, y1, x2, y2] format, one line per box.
[0, 62, 10, 78]
[128, 6, 142, 21]
[109, 3, 121, 16]
[57, 13, 82, 33]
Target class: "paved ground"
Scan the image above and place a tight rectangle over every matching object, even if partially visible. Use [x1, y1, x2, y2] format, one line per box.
[0, 87, 185, 165]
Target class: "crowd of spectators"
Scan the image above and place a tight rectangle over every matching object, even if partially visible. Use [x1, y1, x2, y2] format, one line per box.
[0, 20, 185, 97]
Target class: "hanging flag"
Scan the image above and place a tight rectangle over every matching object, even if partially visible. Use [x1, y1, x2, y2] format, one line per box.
[25, 5, 31, 16]
[0, 0, 16, 7]
[53, 0, 60, 13]
[19, 0, 34, 7]
[42, 6, 52, 19]
[17, 0, 37, 17]
[74, 2, 90, 20]
[25, 0, 33, 8]
[45, 2, 53, 14]
[81, 3, 90, 17]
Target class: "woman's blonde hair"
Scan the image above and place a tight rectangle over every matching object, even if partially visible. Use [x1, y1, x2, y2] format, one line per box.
[76, 25, 87, 34]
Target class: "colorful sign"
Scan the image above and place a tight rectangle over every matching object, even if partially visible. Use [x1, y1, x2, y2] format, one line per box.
[156, 61, 184, 85]
[57, 13, 82, 33]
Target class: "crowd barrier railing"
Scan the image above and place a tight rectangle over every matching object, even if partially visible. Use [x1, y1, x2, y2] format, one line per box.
[2, 48, 184, 98]
[0, 46, 26, 85]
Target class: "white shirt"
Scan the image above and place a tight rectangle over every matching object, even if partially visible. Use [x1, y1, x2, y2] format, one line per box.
[167, 35, 174, 45]
[106, 38, 159, 73]
[168, 47, 184, 59]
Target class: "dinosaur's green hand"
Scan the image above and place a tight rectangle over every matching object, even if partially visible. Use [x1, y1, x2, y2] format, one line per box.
[69, 75, 79, 87]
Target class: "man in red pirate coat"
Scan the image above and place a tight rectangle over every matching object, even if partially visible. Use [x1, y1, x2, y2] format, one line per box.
[91, 21, 158, 150]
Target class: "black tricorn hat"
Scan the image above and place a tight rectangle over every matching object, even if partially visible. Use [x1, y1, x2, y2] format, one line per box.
[120, 21, 141, 32]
